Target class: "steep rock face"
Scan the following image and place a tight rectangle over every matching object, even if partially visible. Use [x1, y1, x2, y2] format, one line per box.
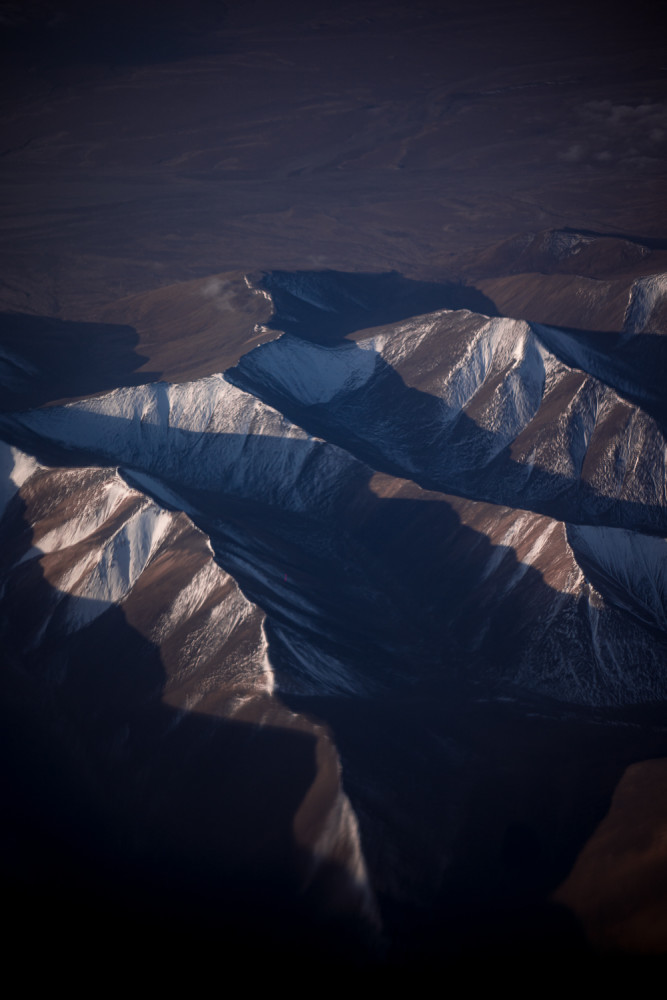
[0, 379, 406, 696]
[2, 361, 666, 706]
[567, 523, 667, 633]
[351, 474, 667, 706]
[0, 439, 375, 935]
[2, 261, 667, 959]
[0, 441, 269, 696]
[0, 375, 367, 517]
[228, 307, 667, 532]
[623, 273, 667, 335]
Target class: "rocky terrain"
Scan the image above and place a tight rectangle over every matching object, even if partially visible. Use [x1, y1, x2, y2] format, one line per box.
[2, 0, 667, 969]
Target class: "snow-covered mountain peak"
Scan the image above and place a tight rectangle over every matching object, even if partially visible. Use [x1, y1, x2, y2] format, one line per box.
[228, 307, 667, 534]
[0, 371, 372, 520]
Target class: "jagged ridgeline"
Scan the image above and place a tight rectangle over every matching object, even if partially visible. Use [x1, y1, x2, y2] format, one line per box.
[2, 255, 667, 958]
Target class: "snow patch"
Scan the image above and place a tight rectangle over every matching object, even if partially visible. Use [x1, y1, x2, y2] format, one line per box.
[428, 316, 546, 449]
[160, 561, 229, 630]
[623, 273, 667, 334]
[232, 336, 378, 405]
[61, 502, 173, 630]
[259, 621, 275, 694]
[244, 274, 273, 303]
[0, 441, 40, 518]
[29, 475, 131, 558]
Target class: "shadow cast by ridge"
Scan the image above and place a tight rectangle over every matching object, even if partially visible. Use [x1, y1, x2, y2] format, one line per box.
[1, 402, 666, 702]
[530, 322, 667, 433]
[3, 403, 667, 960]
[227, 335, 667, 535]
[0, 311, 158, 411]
[257, 269, 499, 345]
[0, 484, 376, 964]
